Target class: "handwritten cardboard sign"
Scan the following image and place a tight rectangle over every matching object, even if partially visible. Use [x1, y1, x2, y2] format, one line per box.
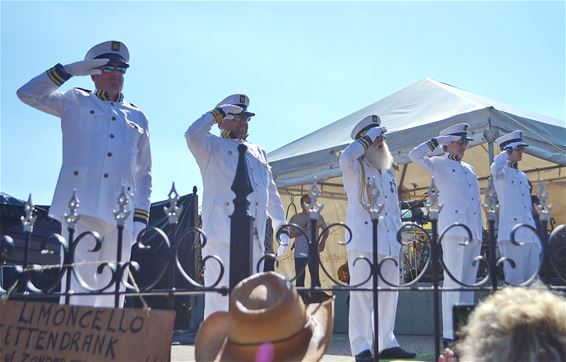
[0, 300, 175, 361]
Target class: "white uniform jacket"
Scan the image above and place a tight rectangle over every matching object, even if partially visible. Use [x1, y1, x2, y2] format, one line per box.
[185, 112, 287, 248]
[490, 151, 538, 244]
[409, 142, 482, 240]
[340, 141, 402, 256]
[17, 67, 152, 226]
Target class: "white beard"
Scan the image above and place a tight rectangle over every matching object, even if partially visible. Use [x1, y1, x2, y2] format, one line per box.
[364, 142, 393, 171]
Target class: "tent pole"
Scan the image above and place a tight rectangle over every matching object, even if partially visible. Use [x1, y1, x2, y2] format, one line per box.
[484, 119, 498, 165]
[398, 163, 408, 199]
[488, 139, 495, 164]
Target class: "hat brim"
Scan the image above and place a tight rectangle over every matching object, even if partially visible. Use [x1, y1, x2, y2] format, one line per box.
[93, 52, 129, 65]
[194, 312, 229, 362]
[195, 298, 334, 362]
[502, 142, 529, 149]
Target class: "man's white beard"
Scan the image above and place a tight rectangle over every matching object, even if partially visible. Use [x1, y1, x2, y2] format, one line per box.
[364, 142, 393, 171]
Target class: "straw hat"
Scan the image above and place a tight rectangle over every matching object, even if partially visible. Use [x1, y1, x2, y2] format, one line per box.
[195, 272, 334, 362]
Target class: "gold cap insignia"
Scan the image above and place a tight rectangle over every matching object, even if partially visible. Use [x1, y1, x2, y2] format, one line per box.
[111, 41, 121, 51]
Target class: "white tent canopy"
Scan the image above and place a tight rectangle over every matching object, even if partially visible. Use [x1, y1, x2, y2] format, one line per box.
[269, 78, 565, 187]
[267, 78, 565, 285]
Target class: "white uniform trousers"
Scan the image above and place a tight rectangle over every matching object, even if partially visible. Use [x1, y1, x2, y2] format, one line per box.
[203, 238, 263, 319]
[499, 240, 540, 284]
[348, 250, 400, 356]
[441, 236, 481, 340]
[60, 216, 133, 308]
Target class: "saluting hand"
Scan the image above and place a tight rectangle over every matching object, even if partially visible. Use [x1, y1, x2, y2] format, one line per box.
[367, 126, 387, 141]
[435, 135, 461, 145]
[217, 104, 244, 120]
[63, 58, 110, 76]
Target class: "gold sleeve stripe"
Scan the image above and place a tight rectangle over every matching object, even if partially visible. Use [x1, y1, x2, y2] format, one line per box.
[426, 138, 439, 151]
[47, 70, 63, 86]
[46, 64, 71, 86]
[357, 136, 371, 150]
[134, 209, 150, 217]
[134, 210, 150, 223]
[211, 108, 224, 123]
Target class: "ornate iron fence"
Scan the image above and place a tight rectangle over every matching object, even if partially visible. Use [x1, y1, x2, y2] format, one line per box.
[1, 143, 565, 361]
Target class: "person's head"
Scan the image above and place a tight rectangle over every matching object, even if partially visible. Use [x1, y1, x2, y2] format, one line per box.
[508, 146, 524, 162]
[85, 41, 130, 99]
[458, 287, 566, 361]
[439, 123, 473, 160]
[351, 115, 393, 170]
[217, 94, 255, 140]
[300, 194, 311, 212]
[496, 130, 529, 163]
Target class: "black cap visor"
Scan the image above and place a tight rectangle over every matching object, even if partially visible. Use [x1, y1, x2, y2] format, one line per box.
[94, 53, 129, 67]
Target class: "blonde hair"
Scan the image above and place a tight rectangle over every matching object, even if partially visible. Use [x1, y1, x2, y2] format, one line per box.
[458, 287, 566, 361]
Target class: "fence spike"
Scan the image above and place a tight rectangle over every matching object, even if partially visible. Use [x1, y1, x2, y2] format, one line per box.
[535, 181, 553, 222]
[113, 186, 131, 226]
[483, 176, 499, 221]
[63, 189, 81, 229]
[425, 178, 443, 220]
[362, 176, 384, 220]
[306, 177, 324, 220]
[21, 194, 37, 233]
[164, 182, 182, 224]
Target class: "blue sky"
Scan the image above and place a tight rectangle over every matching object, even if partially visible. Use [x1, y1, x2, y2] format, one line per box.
[1, 0, 564, 205]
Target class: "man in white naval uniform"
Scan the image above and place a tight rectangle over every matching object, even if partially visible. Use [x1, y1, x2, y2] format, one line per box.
[340, 115, 415, 361]
[409, 123, 482, 345]
[17, 41, 152, 307]
[491, 130, 540, 284]
[185, 94, 289, 318]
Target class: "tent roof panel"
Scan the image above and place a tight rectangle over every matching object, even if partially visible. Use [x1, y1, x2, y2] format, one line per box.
[268, 78, 564, 163]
